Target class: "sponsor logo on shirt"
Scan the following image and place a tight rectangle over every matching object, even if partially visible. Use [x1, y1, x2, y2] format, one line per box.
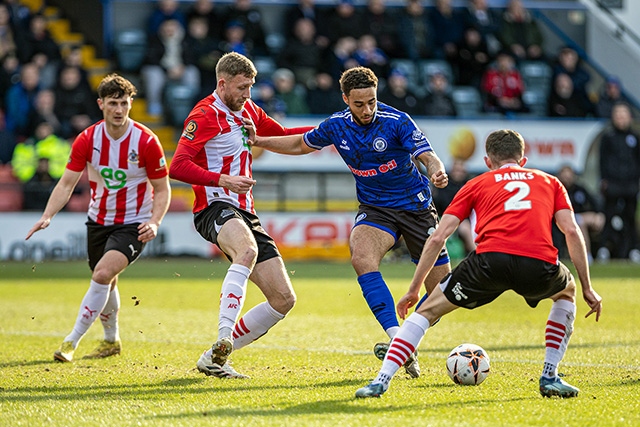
[355, 212, 367, 223]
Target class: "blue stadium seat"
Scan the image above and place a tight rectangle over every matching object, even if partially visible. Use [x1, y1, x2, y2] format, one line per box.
[163, 84, 197, 127]
[418, 59, 454, 87]
[113, 29, 147, 72]
[451, 86, 483, 117]
[522, 89, 549, 117]
[519, 60, 552, 93]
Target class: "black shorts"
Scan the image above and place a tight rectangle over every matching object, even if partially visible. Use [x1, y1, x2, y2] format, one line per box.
[86, 219, 145, 270]
[354, 203, 449, 265]
[194, 201, 280, 263]
[441, 251, 572, 309]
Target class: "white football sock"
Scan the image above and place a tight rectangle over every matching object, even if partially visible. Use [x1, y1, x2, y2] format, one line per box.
[232, 302, 285, 350]
[385, 326, 400, 339]
[100, 286, 121, 342]
[374, 313, 430, 388]
[542, 299, 576, 379]
[218, 264, 250, 339]
[64, 280, 111, 347]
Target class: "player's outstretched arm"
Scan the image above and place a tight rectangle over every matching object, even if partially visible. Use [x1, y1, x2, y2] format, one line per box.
[26, 169, 82, 240]
[555, 209, 602, 321]
[252, 133, 315, 156]
[138, 176, 171, 243]
[417, 151, 448, 188]
[397, 214, 460, 319]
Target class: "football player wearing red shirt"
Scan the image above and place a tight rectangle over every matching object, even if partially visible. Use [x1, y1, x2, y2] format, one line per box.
[169, 52, 313, 378]
[26, 74, 171, 363]
[356, 129, 602, 399]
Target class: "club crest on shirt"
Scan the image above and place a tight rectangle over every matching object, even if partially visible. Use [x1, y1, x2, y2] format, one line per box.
[373, 137, 387, 152]
[412, 130, 425, 141]
[128, 149, 139, 164]
[182, 120, 197, 140]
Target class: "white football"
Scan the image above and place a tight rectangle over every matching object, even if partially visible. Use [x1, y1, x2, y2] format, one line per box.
[446, 343, 490, 385]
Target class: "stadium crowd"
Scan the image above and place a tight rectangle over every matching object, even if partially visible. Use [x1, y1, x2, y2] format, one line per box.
[0, 0, 638, 261]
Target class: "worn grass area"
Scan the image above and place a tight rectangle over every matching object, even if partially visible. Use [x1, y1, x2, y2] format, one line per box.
[0, 259, 638, 426]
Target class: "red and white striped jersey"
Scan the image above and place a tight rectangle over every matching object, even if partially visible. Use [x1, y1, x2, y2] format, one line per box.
[172, 93, 314, 214]
[67, 119, 168, 225]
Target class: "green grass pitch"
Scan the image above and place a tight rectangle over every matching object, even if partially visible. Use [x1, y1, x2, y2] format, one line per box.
[1, 258, 639, 426]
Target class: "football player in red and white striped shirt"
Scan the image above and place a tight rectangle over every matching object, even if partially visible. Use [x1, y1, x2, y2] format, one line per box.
[355, 129, 602, 399]
[169, 52, 313, 378]
[26, 74, 171, 363]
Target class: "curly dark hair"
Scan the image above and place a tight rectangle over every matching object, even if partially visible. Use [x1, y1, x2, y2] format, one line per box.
[97, 73, 137, 99]
[339, 66, 378, 97]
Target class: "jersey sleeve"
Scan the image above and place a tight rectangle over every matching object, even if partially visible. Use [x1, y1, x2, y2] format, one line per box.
[303, 117, 333, 150]
[443, 177, 477, 221]
[248, 101, 314, 136]
[170, 108, 225, 186]
[554, 177, 573, 213]
[402, 116, 433, 158]
[143, 134, 168, 179]
[66, 130, 91, 172]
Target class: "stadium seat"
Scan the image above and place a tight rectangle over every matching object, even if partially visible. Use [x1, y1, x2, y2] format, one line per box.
[163, 83, 198, 127]
[113, 29, 147, 72]
[0, 164, 23, 211]
[253, 56, 277, 80]
[389, 59, 420, 91]
[522, 89, 549, 117]
[451, 86, 483, 117]
[519, 60, 552, 93]
[418, 59, 454, 87]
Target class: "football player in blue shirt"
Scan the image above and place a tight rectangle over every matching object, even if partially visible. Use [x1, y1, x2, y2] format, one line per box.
[249, 66, 451, 377]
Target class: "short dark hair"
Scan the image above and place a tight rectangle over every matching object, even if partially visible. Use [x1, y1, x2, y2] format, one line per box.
[339, 66, 378, 97]
[97, 73, 137, 99]
[215, 52, 257, 80]
[485, 129, 525, 162]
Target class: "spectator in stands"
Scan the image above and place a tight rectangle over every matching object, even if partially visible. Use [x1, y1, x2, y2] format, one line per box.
[218, 20, 253, 58]
[353, 34, 390, 79]
[396, 0, 435, 61]
[0, 3, 18, 60]
[547, 73, 592, 118]
[430, 0, 466, 65]
[252, 79, 287, 120]
[11, 121, 70, 184]
[27, 89, 61, 137]
[423, 70, 457, 117]
[306, 72, 344, 115]
[18, 13, 61, 90]
[463, 0, 502, 56]
[54, 66, 101, 139]
[432, 158, 475, 254]
[362, 0, 400, 59]
[142, 19, 201, 116]
[597, 103, 640, 262]
[3, 0, 32, 33]
[284, 0, 328, 49]
[272, 67, 309, 116]
[22, 156, 56, 211]
[323, 35, 358, 82]
[481, 50, 526, 115]
[595, 75, 624, 119]
[554, 164, 604, 262]
[324, 0, 365, 46]
[378, 67, 421, 116]
[187, 0, 223, 41]
[183, 16, 220, 97]
[0, 53, 20, 107]
[456, 26, 491, 89]
[222, 0, 268, 56]
[5, 62, 41, 139]
[277, 18, 323, 88]
[148, 0, 186, 35]
[57, 45, 92, 92]
[552, 46, 592, 114]
[499, 0, 544, 61]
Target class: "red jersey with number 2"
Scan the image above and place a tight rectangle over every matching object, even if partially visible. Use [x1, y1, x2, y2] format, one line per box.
[67, 120, 168, 226]
[444, 165, 572, 264]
